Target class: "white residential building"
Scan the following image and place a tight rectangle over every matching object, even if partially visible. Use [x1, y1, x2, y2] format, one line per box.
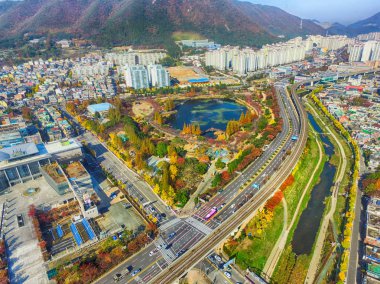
[124, 65, 149, 90]
[148, 64, 170, 87]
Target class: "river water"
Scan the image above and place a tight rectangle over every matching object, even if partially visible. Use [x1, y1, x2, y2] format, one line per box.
[291, 113, 337, 255]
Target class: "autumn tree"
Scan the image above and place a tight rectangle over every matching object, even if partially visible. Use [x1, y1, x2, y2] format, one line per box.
[265, 190, 283, 211]
[154, 112, 163, 124]
[182, 123, 201, 135]
[226, 120, 240, 137]
[164, 99, 175, 111]
[81, 263, 99, 284]
[66, 101, 76, 115]
[221, 171, 231, 182]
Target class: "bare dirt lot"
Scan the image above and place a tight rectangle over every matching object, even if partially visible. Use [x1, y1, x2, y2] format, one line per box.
[168, 66, 202, 83]
[132, 101, 154, 118]
[186, 269, 211, 284]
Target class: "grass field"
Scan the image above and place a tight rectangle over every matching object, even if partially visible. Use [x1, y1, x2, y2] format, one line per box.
[232, 203, 285, 273]
[172, 31, 205, 41]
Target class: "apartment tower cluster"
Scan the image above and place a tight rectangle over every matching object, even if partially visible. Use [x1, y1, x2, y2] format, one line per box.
[205, 35, 351, 75]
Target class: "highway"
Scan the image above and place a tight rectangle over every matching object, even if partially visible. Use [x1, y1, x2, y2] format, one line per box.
[94, 80, 307, 284]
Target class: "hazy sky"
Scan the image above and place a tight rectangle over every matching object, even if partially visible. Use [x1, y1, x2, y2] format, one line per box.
[246, 0, 380, 25]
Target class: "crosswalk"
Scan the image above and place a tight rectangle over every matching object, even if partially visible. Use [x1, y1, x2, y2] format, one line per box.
[159, 217, 182, 231]
[155, 237, 176, 264]
[184, 217, 213, 235]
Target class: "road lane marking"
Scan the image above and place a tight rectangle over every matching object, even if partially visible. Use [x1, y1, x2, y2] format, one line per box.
[127, 257, 163, 283]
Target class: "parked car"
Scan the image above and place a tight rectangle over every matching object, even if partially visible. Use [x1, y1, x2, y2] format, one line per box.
[17, 214, 24, 227]
[214, 255, 222, 262]
[168, 232, 176, 239]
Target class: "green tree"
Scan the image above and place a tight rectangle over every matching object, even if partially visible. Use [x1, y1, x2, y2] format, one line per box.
[215, 158, 226, 169]
[156, 142, 168, 157]
[212, 173, 222, 187]
[195, 163, 208, 175]
[257, 116, 268, 131]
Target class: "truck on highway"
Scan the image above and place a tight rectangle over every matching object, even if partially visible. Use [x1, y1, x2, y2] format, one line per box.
[291, 135, 298, 141]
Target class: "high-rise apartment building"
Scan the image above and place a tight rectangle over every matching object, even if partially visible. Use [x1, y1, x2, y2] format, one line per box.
[148, 64, 170, 88]
[348, 40, 380, 62]
[124, 65, 149, 90]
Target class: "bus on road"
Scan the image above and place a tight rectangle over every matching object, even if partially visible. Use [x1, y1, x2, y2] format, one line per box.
[204, 207, 218, 221]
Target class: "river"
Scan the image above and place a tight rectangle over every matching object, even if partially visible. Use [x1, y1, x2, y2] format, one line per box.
[291, 113, 337, 255]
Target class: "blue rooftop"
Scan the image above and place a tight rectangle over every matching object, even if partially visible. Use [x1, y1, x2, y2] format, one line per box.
[87, 103, 113, 113]
[188, 78, 209, 83]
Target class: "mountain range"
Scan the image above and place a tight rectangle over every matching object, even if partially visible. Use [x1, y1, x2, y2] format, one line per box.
[0, 0, 379, 50]
[327, 12, 380, 36]
[0, 0, 324, 48]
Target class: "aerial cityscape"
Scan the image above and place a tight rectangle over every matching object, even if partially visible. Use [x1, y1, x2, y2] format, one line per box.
[0, 0, 380, 284]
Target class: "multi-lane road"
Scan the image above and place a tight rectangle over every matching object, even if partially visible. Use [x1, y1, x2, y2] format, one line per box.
[93, 81, 307, 284]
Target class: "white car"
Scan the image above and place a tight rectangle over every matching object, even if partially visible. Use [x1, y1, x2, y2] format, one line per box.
[224, 271, 232, 279]
[149, 248, 158, 256]
[214, 255, 222, 262]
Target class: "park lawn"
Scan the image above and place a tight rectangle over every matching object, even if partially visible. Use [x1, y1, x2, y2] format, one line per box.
[284, 131, 324, 224]
[172, 31, 205, 41]
[233, 202, 285, 272]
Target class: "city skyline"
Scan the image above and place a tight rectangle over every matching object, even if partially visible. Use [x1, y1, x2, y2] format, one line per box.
[247, 0, 380, 25]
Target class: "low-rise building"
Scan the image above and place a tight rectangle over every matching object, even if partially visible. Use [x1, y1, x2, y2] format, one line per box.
[0, 139, 82, 192]
[64, 162, 99, 219]
[87, 102, 113, 116]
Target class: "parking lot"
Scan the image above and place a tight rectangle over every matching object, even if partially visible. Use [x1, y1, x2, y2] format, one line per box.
[1, 178, 74, 284]
[96, 202, 145, 234]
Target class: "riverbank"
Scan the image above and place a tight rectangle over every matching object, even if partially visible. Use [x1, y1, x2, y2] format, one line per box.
[270, 121, 328, 284]
[305, 96, 355, 283]
[263, 125, 325, 279]
[221, 128, 324, 277]
[304, 98, 349, 283]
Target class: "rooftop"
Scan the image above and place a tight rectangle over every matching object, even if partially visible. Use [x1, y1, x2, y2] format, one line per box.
[0, 143, 39, 162]
[65, 161, 88, 179]
[44, 139, 82, 154]
[42, 162, 66, 184]
[87, 102, 113, 113]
